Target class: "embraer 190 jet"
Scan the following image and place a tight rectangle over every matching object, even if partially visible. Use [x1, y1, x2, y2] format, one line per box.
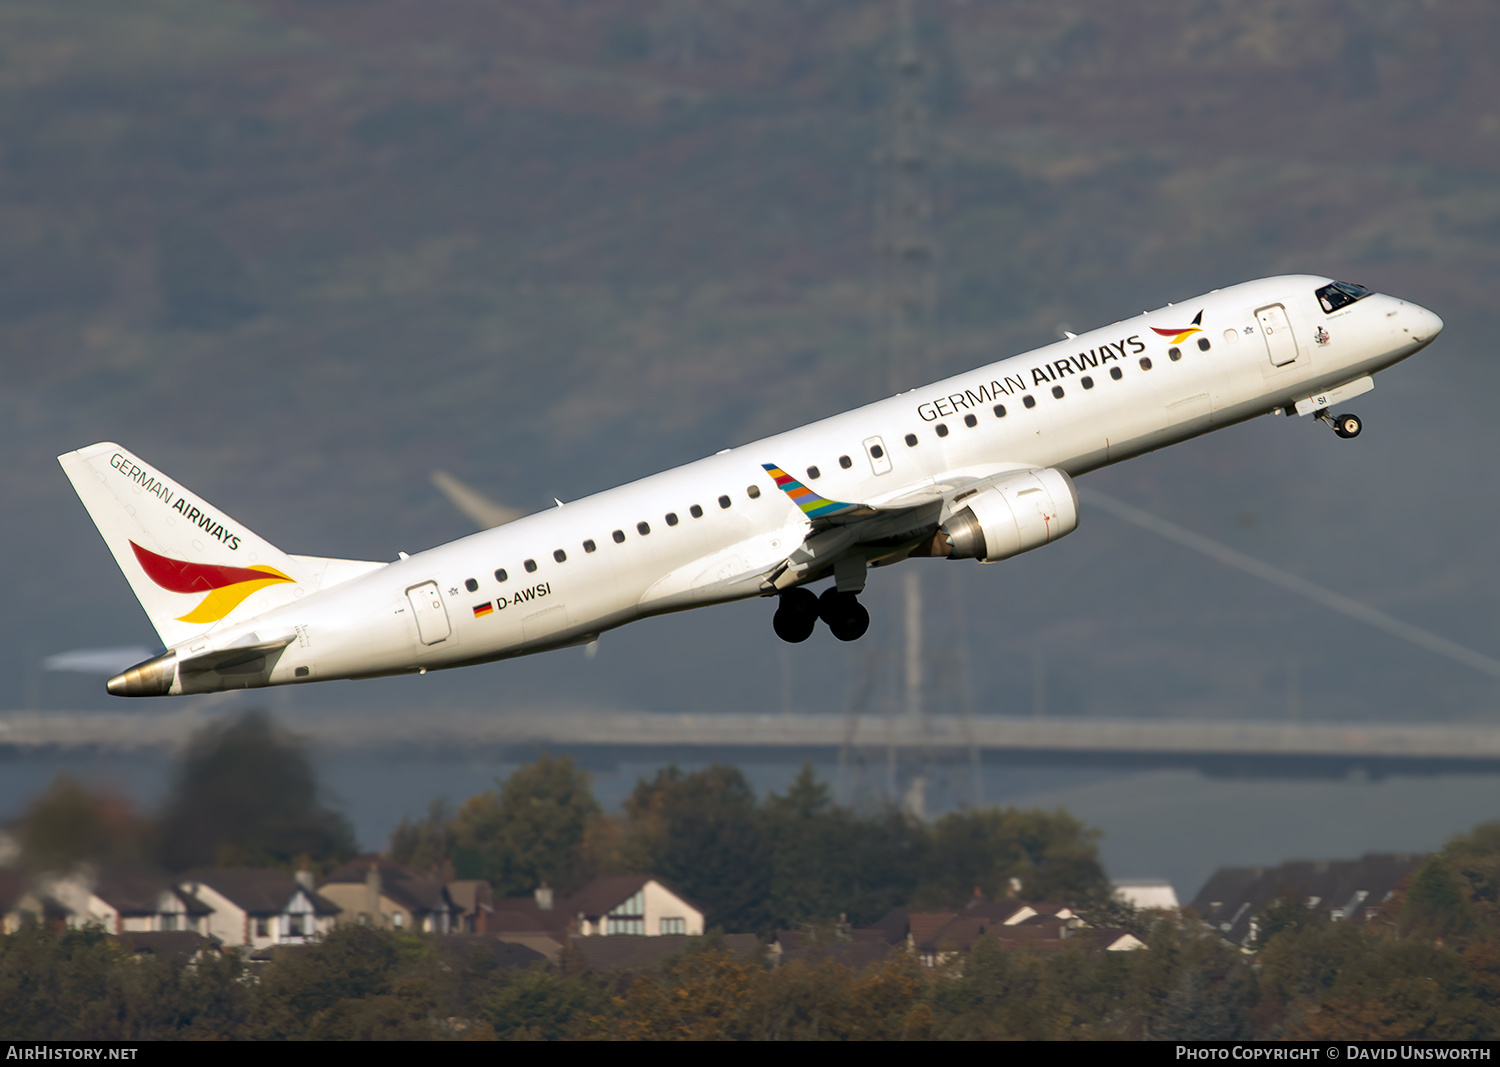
[62, 276, 1441, 697]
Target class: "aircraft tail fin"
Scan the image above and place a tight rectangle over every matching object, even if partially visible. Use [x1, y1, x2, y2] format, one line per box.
[59, 442, 324, 647]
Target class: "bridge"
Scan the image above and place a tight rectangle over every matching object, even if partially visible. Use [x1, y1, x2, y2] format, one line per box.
[5, 708, 1500, 779]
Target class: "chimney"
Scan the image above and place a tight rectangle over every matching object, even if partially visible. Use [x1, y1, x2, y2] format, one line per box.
[535, 882, 553, 911]
[295, 866, 314, 893]
[366, 861, 382, 924]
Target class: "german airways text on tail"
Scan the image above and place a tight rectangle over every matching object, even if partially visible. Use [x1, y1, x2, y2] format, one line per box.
[60, 276, 1442, 696]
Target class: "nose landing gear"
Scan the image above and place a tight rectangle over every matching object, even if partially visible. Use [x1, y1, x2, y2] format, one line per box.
[772, 587, 870, 643]
[1316, 410, 1363, 439]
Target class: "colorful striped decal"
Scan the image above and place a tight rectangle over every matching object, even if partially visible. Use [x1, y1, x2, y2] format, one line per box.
[761, 464, 860, 519]
[473, 602, 494, 618]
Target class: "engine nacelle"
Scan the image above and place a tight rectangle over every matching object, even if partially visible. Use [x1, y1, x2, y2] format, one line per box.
[939, 468, 1079, 563]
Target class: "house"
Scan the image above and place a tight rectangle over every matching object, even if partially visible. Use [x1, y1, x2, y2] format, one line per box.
[1113, 879, 1180, 911]
[491, 876, 704, 939]
[0, 869, 68, 934]
[1190, 852, 1423, 947]
[769, 929, 894, 970]
[29, 868, 213, 935]
[181, 868, 340, 951]
[319, 855, 459, 933]
[891, 899, 1142, 968]
[570, 876, 703, 937]
[447, 879, 493, 933]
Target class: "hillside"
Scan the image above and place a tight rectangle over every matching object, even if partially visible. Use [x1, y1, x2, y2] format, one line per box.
[6, 0, 1500, 726]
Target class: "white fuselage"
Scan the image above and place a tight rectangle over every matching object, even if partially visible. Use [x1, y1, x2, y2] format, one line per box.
[174, 275, 1441, 693]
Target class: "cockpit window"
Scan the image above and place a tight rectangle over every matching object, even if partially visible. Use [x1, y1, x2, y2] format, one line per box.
[1316, 280, 1373, 314]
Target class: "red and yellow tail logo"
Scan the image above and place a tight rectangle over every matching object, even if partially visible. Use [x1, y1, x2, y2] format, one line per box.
[130, 541, 293, 623]
[1151, 310, 1204, 345]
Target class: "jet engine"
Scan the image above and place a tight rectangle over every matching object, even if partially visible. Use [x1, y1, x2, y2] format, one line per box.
[939, 468, 1079, 563]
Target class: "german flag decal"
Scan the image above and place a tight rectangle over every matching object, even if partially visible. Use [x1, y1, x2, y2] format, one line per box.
[130, 541, 294, 623]
[473, 602, 495, 618]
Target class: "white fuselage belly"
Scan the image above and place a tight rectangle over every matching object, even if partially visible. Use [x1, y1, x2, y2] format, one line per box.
[179, 275, 1439, 693]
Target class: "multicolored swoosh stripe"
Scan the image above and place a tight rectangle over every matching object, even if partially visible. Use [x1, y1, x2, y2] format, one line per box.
[761, 464, 861, 519]
[130, 541, 294, 623]
[1151, 309, 1204, 345]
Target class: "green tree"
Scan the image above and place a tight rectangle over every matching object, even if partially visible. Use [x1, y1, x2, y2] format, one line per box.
[918, 806, 1109, 906]
[479, 963, 611, 1040]
[244, 925, 426, 1039]
[153, 710, 356, 873]
[762, 766, 926, 928]
[389, 798, 455, 872]
[15, 775, 151, 874]
[450, 753, 601, 895]
[621, 765, 771, 932]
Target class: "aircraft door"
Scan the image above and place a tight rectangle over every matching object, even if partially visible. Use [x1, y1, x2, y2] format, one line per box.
[405, 581, 452, 645]
[1256, 304, 1300, 367]
[863, 436, 893, 475]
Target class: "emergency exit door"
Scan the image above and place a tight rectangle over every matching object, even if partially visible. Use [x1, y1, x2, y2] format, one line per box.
[406, 581, 451, 645]
[1256, 304, 1300, 367]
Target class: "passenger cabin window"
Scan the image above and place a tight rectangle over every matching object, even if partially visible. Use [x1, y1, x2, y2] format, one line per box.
[747, 485, 761, 498]
[495, 568, 508, 582]
[553, 549, 566, 563]
[870, 444, 884, 458]
[690, 504, 704, 518]
[1316, 280, 1373, 313]
[1168, 347, 1181, 361]
[665, 512, 679, 526]
[1110, 366, 1123, 380]
[1023, 395, 1036, 409]
[1051, 385, 1064, 399]
[994, 404, 1006, 418]
[905, 433, 918, 447]
[935, 423, 949, 437]
[464, 578, 478, 592]
[963, 414, 977, 428]
[612, 530, 626, 543]
[718, 495, 731, 509]
[1139, 357, 1153, 370]
[839, 455, 852, 468]
[1082, 376, 1094, 389]
[583, 540, 597, 553]
[806, 466, 820, 480]
[524, 559, 537, 573]
[637, 521, 651, 535]
[1197, 337, 1211, 351]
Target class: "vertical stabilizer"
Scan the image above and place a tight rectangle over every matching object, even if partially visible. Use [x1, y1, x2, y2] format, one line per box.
[58, 443, 316, 647]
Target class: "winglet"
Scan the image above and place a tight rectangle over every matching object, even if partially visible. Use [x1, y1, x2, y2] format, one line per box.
[761, 464, 863, 520]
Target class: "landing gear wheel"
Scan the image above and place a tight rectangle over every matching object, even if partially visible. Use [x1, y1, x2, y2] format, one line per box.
[818, 588, 870, 642]
[1332, 412, 1362, 439]
[773, 588, 818, 643]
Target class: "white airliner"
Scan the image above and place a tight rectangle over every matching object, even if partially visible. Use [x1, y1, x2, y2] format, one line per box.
[61, 275, 1441, 697]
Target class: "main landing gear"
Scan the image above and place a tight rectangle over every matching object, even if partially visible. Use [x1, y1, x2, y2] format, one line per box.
[773, 587, 870, 643]
[1317, 410, 1363, 439]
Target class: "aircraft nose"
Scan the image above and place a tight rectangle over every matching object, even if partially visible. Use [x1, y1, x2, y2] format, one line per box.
[1413, 303, 1444, 341]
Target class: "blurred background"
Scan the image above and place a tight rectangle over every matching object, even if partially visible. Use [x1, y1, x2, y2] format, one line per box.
[5, 0, 1500, 898]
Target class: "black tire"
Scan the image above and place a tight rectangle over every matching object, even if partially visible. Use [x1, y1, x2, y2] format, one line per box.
[828, 600, 870, 642]
[773, 588, 819, 643]
[817, 587, 853, 625]
[773, 608, 816, 643]
[1333, 413, 1362, 439]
